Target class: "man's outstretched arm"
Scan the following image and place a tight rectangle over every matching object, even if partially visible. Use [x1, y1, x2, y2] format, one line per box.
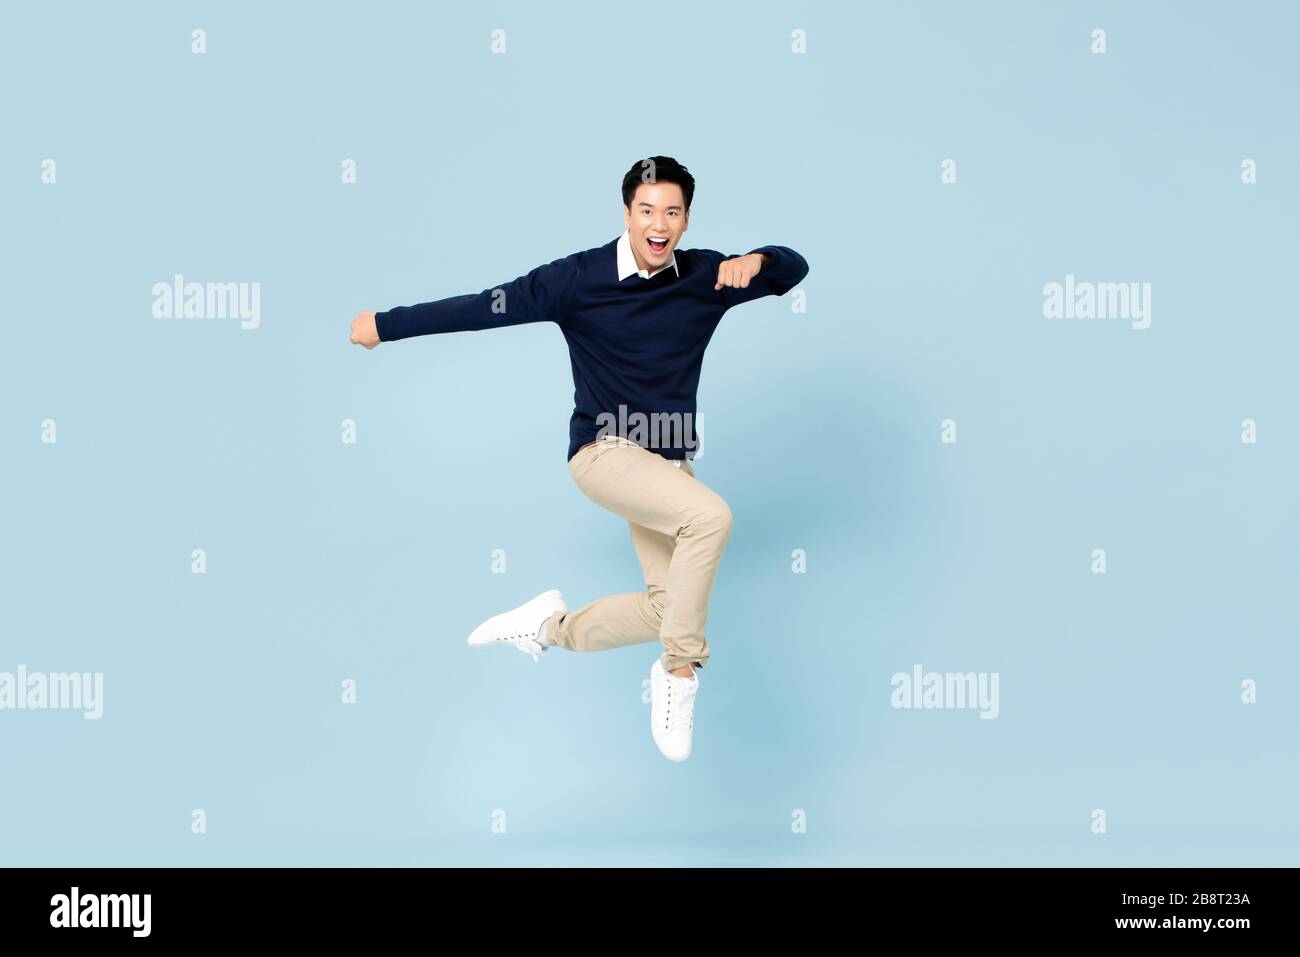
[713, 245, 809, 310]
[350, 256, 574, 349]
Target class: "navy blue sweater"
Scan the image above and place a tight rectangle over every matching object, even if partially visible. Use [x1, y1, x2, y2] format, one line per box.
[375, 235, 809, 460]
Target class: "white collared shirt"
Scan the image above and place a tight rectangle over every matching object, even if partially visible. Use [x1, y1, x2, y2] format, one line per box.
[617, 228, 680, 281]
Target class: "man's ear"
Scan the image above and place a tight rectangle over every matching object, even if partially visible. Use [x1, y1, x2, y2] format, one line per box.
[681, 209, 689, 233]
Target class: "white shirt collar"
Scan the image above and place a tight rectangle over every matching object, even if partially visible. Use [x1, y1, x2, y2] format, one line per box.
[617, 228, 679, 281]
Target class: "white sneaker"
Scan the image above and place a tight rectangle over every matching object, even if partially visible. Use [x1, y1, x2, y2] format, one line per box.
[466, 589, 566, 662]
[650, 658, 699, 762]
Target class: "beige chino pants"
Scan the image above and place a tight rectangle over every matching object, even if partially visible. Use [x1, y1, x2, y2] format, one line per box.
[543, 434, 733, 672]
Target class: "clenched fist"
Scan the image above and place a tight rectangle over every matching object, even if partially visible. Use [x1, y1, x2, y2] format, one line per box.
[714, 252, 767, 291]
[350, 311, 380, 349]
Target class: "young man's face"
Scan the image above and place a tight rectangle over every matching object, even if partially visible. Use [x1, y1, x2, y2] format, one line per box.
[624, 181, 689, 272]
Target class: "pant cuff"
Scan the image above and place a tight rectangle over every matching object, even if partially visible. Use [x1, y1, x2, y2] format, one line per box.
[544, 610, 567, 650]
[661, 652, 706, 672]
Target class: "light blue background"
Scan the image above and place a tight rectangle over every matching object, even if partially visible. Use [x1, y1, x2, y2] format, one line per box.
[2, 1, 1296, 866]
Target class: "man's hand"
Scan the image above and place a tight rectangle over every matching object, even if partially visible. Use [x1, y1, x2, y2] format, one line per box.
[350, 311, 380, 349]
[714, 252, 767, 291]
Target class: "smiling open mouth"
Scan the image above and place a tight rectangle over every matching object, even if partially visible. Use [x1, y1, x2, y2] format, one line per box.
[647, 237, 669, 254]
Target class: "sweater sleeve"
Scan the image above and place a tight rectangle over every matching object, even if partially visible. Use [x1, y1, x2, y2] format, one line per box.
[716, 245, 809, 310]
[375, 255, 574, 342]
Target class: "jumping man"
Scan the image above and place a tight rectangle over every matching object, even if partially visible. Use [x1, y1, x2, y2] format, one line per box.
[349, 156, 809, 761]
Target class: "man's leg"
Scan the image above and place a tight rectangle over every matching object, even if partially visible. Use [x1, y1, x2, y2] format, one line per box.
[543, 437, 731, 673]
[540, 521, 671, 654]
[628, 520, 674, 635]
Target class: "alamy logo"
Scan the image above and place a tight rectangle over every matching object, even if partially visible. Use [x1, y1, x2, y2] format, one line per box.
[152, 274, 261, 329]
[0, 666, 103, 719]
[1042, 274, 1151, 330]
[50, 887, 151, 937]
[596, 404, 700, 453]
[890, 664, 1000, 719]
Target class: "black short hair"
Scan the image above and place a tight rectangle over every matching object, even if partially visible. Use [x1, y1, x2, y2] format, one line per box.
[621, 156, 695, 211]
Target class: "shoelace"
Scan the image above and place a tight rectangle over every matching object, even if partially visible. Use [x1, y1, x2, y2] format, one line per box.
[507, 621, 549, 662]
[514, 634, 546, 662]
[666, 679, 697, 731]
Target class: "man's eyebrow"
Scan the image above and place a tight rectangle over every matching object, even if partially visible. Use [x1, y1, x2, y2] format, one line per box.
[636, 201, 683, 210]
